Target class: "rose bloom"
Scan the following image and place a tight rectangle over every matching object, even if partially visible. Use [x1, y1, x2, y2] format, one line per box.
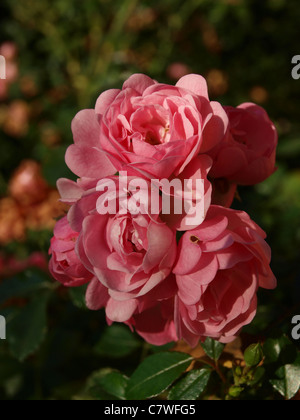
[49, 216, 93, 287]
[65, 73, 228, 180]
[174, 206, 276, 345]
[209, 103, 278, 185]
[62, 176, 177, 323]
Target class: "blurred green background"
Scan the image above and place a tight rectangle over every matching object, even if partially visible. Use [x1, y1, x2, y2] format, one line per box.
[0, 0, 300, 400]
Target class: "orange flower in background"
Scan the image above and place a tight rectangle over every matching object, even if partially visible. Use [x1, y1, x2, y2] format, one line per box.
[0, 160, 67, 247]
[167, 63, 191, 81]
[249, 86, 269, 104]
[9, 160, 49, 206]
[26, 190, 67, 231]
[3, 100, 30, 137]
[0, 197, 25, 245]
[207, 69, 229, 97]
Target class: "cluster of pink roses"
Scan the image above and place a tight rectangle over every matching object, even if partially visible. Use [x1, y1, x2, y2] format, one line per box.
[49, 74, 277, 345]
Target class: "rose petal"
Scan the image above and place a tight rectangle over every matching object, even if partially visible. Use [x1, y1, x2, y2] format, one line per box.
[176, 74, 209, 100]
[86, 277, 109, 310]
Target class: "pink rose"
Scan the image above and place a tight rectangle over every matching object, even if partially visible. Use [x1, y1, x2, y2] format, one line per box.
[209, 103, 278, 185]
[174, 206, 276, 345]
[49, 216, 93, 287]
[66, 177, 177, 324]
[66, 74, 228, 180]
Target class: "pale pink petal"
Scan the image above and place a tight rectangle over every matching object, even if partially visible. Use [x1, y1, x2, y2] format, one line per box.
[143, 222, 175, 273]
[65, 144, 116, 178]
[71, 109, 100, 147]
[200, 101, 229, 153]
[176, 74, 209, 99]
[106, 298, 138, 322]
[173, 238, 202, 276]
[123, 74, 156, 94]
[95, 89, 121, 116]
[57, 178, 83, 203]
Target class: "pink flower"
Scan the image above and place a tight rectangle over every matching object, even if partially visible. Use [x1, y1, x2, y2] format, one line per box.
[174, 206, 276, 345]
[209, 103, 278, 185]
[66, 74, 228, 180]
[66, 176, 177, 324]
[49, 216, 93, 287]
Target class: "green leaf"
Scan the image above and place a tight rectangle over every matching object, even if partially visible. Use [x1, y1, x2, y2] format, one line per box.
[201, 337, 225, 361]
[263, 336, 298, 365]
[168, 368, 211, 400]
[277, 137, 300, 158]
[149, 342, 175, 354]
[94, 325, 141, 359]
[244, 343, 263, 367]
[76, 369, 129, 401]
[270, 355, 300, 400]
[249, 367, 265, 386]
[0, 355, 22, 383]
[228, 386, 244, 398]
[7, 293, 49, 361]
[126, 352, 193, 400]
[263, 338, 283, 364]
[91, 371, 129, 401]
[0, 269, 50, 306]
[69, 285, 88, 310]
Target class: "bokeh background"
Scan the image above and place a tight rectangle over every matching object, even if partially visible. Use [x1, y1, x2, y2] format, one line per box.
[0, 0, 300, 400]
